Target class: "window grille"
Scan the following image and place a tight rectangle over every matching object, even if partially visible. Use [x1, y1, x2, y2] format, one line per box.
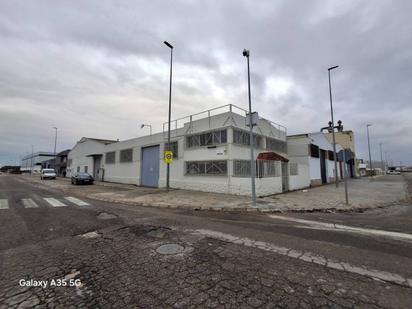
[233, 160, 251, 177]
[67, 159, 72, 167]
[105, 151, 116, 164]
[77, 166, 80, 172]
[233, 160, 280, 177]
[84, 166, 88, 173]
[257, 160, 280, 177]
[233, 129, 262, 148]
[266, 137, 287, 153]
[310, 144, 320, 158]
[185, 161, 227, 176]
[120, 148, 133, 163]
[186, 129, 227, 148]
[290, 162, 298, 175]
[165, 141, 178, 158]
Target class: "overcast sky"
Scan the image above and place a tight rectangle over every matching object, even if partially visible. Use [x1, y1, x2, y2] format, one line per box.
[0, 0, 411, 167]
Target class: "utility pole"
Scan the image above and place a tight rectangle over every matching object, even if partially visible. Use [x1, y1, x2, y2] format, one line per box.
[243, 49, 256, 206]
[379, 143, 384, 173]
[30, 145, 34, 176]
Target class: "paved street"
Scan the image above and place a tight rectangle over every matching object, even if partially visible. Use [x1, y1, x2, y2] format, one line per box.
[1, 174, 412, 308]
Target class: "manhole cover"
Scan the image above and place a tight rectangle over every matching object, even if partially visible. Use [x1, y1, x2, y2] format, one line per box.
[156, 243, 185, 255]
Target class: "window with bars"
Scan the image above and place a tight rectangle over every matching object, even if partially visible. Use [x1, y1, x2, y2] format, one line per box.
[120, 148, 133, 163]
[290, 162, 299, 175]
[233, 129, 262, 148]
[233, 160, 280, 177]
[105, 151, 116, 164]
[84, 166, 88, 173]
[185, 161, 227, 176]
[164, 141, 178, 158]
[67, 159, 72, 167]
[266, 137, 287, 153]
[186, 129, 227, 148]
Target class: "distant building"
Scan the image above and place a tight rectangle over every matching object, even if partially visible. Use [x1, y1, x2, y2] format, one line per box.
[326, 130, 358, 177]
[20, 152, 55, 173]
[41, 149, 71, 176]
[287, 132, 345, 189]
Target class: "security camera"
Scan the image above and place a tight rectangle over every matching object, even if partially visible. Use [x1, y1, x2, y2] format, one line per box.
[242, 49, 249, 57]
[140, 124, 145, 128]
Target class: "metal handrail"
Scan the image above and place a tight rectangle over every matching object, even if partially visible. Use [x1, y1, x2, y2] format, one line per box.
[162, 103, 287, 134]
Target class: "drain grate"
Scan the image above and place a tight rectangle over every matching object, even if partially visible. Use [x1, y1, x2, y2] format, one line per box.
[156, 243, 185, 255]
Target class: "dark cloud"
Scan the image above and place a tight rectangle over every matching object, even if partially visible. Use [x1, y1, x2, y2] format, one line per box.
[0, 0, 411, 166]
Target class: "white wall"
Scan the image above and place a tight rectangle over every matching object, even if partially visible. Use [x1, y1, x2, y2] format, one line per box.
[67, 139, 108, 177]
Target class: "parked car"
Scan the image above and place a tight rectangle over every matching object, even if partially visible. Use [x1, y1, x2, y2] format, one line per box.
[71, 172, 94, 185]
[40, 169, 57, 180]
[387, 170, 401, 175]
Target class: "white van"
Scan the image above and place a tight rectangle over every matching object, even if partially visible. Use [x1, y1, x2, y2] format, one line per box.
[41, 169, 57, 180]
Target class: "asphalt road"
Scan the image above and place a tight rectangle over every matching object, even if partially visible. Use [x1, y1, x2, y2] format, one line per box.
[1, 174, 412, 308]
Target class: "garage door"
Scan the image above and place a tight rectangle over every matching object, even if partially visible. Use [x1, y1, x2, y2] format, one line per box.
[141, 145, 160, 187]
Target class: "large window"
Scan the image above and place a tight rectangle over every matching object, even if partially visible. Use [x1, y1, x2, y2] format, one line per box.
[233, 160, 251, 177]
[186, 161, 227, 176]
[186, 129, 227, 148]
[164, 141, 178, 158]
[266, 137, 287, 153]
[105, 151, 116, 164]
[233, 129, 262, 148]
[120, 149, 133, 163]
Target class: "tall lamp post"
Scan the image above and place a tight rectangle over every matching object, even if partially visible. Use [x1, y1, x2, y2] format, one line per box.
[53, 127, 57, 170]
[366, 124, 373, 177]
[379, 142, 384, 173]
[164, 41, 173, 191]
[243, 49, 256, 206]
[328, 65, 339, 187]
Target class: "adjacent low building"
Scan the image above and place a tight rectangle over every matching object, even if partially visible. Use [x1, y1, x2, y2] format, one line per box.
[68, 104, 289, 196]
[41, 149, 71, 176]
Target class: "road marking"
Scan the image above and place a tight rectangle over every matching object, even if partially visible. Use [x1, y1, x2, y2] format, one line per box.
[22, 198, 39, 208]
[268, 215, 412, 242]
[194, 229, 412, 288]
[44, 198, 67, 207]
[64, 197, 89, 206]
[0, 199, 9, 209]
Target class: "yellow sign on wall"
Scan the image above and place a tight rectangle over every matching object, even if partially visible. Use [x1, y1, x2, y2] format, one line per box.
[164, 151, 173, 164]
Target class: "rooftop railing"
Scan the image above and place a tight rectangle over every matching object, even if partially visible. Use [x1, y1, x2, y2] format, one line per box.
[162, 104, 287, 138]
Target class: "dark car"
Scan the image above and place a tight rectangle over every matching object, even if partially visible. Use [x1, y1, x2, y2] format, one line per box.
[71, 172, 94, 185]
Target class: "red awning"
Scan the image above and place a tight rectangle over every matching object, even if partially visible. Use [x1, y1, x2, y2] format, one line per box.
[257, 152, 289, 162]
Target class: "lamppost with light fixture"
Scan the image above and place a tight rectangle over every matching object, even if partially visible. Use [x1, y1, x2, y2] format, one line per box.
[164, 40, 173, 191]
[328, 65, 339, 187]
[140, 124, 152, 136]
[243, 48, 256, 206]
[366, 124, 373, 177]
[53, 127, 57, 170]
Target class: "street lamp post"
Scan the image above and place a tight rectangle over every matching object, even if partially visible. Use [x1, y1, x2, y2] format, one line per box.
[379, 142, 384, 173]
[328, 65, 339, 188]
[243, 49, 256, 206]
[164, 41, 173, 191]
[366, 124, 373, 178]
[140, 124, 152, 136]
[53, 127, 57, 170]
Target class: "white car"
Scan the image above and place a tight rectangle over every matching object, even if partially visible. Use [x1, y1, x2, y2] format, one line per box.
[387, 170, 401, 175]
[41, 169, 57, 180]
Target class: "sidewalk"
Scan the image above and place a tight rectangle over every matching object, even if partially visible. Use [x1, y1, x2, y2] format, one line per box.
[19, 174, 410, 213]
[87, 175, 410, 213]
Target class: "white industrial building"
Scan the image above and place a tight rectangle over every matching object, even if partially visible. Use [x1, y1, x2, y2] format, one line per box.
[67, 105, 289, 196]
[20, 152, 56, 173]
[287, 132, 346, 189]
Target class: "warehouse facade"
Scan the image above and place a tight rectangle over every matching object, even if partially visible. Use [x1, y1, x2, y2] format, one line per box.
[67, 105, 289, 196]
